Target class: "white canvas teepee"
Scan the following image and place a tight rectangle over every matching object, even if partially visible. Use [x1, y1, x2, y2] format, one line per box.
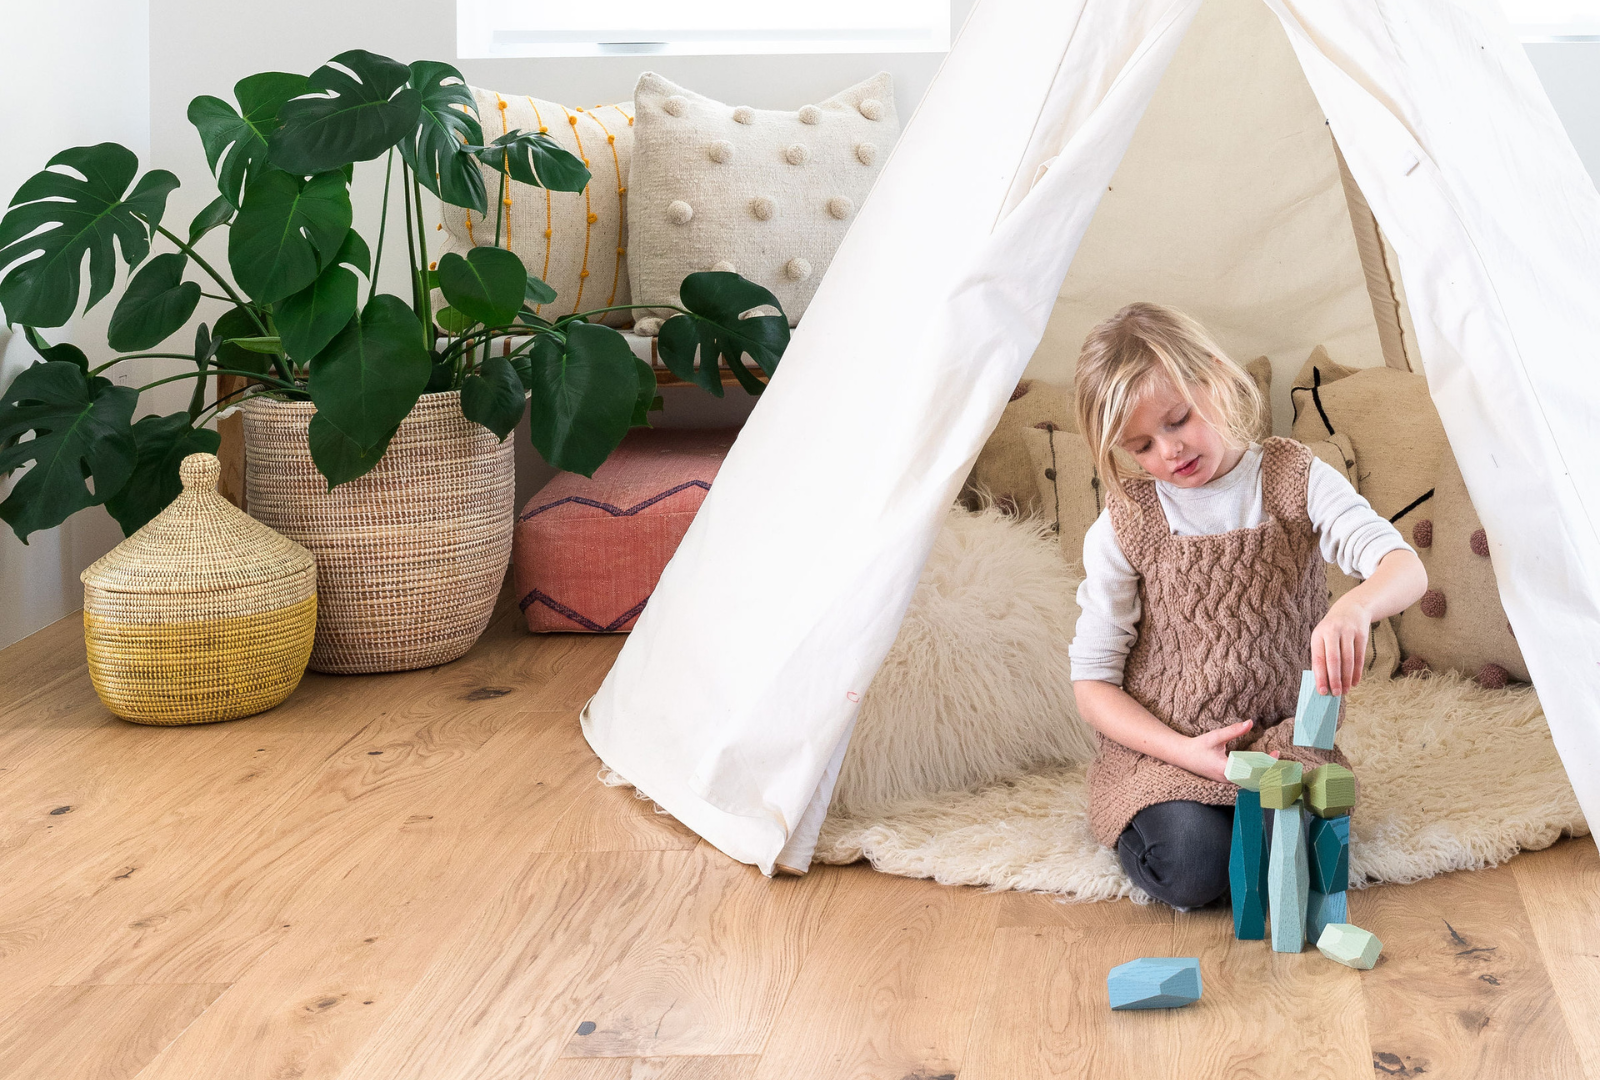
[583, 0, 1600, 875]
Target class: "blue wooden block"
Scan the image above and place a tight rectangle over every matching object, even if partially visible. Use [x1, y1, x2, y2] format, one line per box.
[1294, 669, 1340, 750]
[1307, 890, 1349, 942]
[1107, 957, 1202, 1010]
[1308, 814, 1350, 894]
[1268, 804, 1309, 952]
[1230, 789, 1268, 939]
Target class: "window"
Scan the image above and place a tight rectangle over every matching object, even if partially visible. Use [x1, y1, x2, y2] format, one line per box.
[1499, 0, 1600, 39]
[457, 0, 951, 59]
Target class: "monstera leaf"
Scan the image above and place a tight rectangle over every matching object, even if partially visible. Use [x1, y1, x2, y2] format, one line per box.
[23, 328, 88, 372]
[0, 361, 138, 541]
[307, 294, 431, 453]
[460, 353, 525, 441]
[523, 322, 638, 476]
[437, 247, 525, 328]
[187, 195, 236, 244]
[269, 50, 422, 175]
[188, 71, 309, 207]
[107, 253, 202, 352]
[275, 231, 370, 363]
[0, 143, 178, 328]
[402, 61, 486, 214]
[656, 272, 789, 397]
[103, 412, 222, 535]
[306, 411, 397, 489]
[227, 168, 351, 304]
[473, 130, 591, 193]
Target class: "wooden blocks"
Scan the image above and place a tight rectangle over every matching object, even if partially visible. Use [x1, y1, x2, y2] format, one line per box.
[1316, 923, 1383, 970]
[1225, 751, 1276, 790]
[1107, 957, 1203, 1010]
[1308, 814, 1350, 894]
[1306, 763, 1357, 818]
[1307, 889, 1348, 942]
[1258, 759, 1303, 810]
[1267, 804, 1309, 952]
[1294, 669, 1339, 750]
[1229, 789, 1268, 940]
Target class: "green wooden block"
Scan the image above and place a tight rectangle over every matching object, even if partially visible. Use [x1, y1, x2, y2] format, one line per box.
[1225, 751, 1277, 791]
[1107, 957, 1202, 1010]
[1294, 669, 1340, 749]
[1230, 789, 1268, 939]
[1267, 804, 1309, 953]
[1307, 890, 1348, 942]
[1316, 923, 1383, 970]
[1258, 759, 1304, 810]
[1308, 814, 1350, 894]
[1307, 763, 1357, 818]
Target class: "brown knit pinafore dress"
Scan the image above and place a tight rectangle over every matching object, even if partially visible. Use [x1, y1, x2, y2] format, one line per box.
[1087, 437, 1352, 848]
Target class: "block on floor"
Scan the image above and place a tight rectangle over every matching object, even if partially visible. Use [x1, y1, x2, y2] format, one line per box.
[1307, 889, 1348, 942]
[1268, 804, 1309, 952]
[1316, 923, 1383, 970]
[1308, 814, 1350, 894]
[1107, 957, 1202, 1010]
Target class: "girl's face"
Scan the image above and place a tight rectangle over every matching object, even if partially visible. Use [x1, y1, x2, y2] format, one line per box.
[1117, 376, 1243, 488]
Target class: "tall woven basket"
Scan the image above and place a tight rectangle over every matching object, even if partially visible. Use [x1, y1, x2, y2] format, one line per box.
[81, 453, 317, 725]
[242, 391, 516, 674]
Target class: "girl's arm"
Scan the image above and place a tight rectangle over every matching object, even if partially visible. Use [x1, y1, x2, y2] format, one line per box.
[1313, 546, 1427, 695]
[1074, 679, 1261, 783]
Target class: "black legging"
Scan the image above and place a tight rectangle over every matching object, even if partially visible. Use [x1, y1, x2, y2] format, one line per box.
[1116, 800, 1237, 909]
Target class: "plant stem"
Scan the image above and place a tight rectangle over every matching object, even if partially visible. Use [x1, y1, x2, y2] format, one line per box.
[136, 367, 297, 393]
[199, 291, 235, 303]
[413, 169, 432, 351]
[89, 352, 199, 375]
[370, 149, 394, 305]
[401, 162, 421, 321]
[154, 225, 264, 336]
[190, 382, 270, 429]
[493, 168, 507, 248]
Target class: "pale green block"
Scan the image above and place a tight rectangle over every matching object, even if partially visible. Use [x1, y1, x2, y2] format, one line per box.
[1258, 759, 1304, 810]
[1225, 751, 1277, 791]
[1317, 923, 1383, 970]
[1267, 804, 1308, 953]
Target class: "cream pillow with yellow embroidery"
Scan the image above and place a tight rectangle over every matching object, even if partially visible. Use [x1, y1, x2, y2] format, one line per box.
[433, 88, 634, 327]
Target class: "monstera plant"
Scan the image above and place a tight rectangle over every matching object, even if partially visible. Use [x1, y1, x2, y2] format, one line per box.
[0, 50, 788, 543]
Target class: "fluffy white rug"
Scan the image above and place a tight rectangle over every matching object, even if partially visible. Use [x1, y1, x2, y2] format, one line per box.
[818, 505, 1588, 899]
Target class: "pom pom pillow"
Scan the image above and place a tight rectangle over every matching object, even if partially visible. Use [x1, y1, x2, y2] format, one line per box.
[433, 88, 635, 327]
[626, 71, 897, 333]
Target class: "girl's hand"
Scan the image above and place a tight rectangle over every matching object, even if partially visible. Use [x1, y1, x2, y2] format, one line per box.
[1178, 719, 1270, 782]
[1312, 595, 1370, 696]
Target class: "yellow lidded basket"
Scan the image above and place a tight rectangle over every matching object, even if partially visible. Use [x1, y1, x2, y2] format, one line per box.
[81, 453, 317, 725]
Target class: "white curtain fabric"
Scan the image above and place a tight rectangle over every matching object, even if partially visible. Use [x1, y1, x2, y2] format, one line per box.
[583, 0, 1600, 872]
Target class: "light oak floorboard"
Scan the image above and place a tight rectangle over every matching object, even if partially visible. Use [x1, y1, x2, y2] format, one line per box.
[1357, 859, 1586, 1079]
[0, 981, 227, 1080]
[1515, 839, 1600, 1079]
[541, 1057, 759, 1080]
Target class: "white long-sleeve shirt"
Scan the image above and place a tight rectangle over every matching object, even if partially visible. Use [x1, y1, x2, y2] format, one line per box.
[1069, 443, 1411, 685]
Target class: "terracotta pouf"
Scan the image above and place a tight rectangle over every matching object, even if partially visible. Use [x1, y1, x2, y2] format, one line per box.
[514, 428, 736, 632]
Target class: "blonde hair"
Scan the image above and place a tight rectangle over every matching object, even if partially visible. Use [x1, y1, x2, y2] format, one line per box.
[1073, 302, 1262, 510]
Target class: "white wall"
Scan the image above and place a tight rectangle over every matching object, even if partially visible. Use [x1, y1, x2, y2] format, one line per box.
[0, 0, 151, 648]
[2, 2, 1596, 647]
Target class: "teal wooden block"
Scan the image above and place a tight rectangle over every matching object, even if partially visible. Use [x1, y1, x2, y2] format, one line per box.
[1230, 789, 1268, 939]
[1258, 759, 1303, 810]
[1317, 923, 1383, 970]
[1225, 751, 1277, 791]
[1107, 957, 1202, 1010]
[1308, 814, 1350, 894]
[1307, 763, 1357, 818]
[1268, 804, 1309, 952]
[1294, 669, 1340, 749]
[1307, 890, 1348, 942]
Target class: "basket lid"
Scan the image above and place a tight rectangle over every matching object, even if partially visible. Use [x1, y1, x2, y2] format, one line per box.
[81, 454, 315, 594]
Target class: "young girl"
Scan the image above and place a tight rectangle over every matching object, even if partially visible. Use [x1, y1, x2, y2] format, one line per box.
[1070, 302, 1427, 910]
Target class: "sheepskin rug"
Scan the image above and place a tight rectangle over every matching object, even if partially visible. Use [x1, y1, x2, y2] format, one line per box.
[816, 504, 1588, 899]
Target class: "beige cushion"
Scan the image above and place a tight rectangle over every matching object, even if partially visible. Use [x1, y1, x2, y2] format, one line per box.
[626, 71, 897, 332]
[1021, 425, 1102, 564]
[1300, 433, 1400, 679]
[1289, 346, 1446, 524]
[1397, 453, 1530, 684]
[1244, 355, 1273, 441]
[434, 88, 634, 327]
[967, 378, 1077, 515]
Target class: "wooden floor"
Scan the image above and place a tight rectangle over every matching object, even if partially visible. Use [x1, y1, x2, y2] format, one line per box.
[4, 593, 1599, 1080]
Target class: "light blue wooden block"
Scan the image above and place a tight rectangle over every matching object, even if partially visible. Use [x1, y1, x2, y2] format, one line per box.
[1107, 957, 1202, 1010]
[1294, 669, 1340, 750]
[1268, 804, 1309, 952]
[1307, 889, 1348, 942]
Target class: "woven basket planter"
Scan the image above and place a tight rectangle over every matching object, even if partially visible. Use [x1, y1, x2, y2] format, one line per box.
[81, 453, 317, 725]
[242, 391, 515, 674]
